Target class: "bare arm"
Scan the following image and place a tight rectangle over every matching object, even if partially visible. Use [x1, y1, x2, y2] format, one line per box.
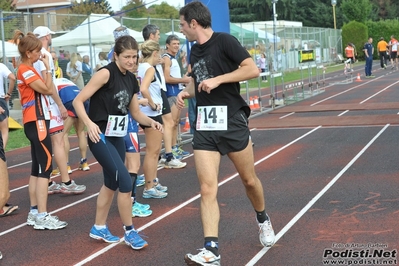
[4, 73, 16, 100]
[162, 56, 191, 84]
[198, 57, 259, 94]
[139, 67, 160, 111]
[73, 68, 109, 143]
[129, 94, 162, 132]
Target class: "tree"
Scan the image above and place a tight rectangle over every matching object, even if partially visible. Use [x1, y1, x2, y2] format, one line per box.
[147, 2, 179, 19]
[340, 0, 373, 23]
[62, 0, 112, 31]
[122, 0, 147, 18]
[0, 0, 19, 40]
[0, 0, 15, 11]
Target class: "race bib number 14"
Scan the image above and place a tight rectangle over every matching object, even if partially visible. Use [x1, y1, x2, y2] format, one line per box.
[196, 106, 227, 131]
[105, 115, 128, 137]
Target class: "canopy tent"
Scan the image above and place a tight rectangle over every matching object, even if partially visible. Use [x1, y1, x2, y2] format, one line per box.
[52, 14, 144, 47]
[159, 31, 186, 46]
[0, 41, 19, 58]
[165, 31, 186, 40]
[230, 23, 258, 44]
[256, 29, 281, 43]
[233, 23, 281, 44]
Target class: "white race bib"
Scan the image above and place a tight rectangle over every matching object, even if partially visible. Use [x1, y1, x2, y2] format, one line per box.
[196, 106, 228, 131]
[105, 115, 128, 137]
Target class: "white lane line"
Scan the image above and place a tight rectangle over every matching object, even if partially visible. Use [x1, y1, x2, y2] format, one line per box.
[9, 162, 99, 192]
[73, 126, 322, 265]
[359, 80, 399, 104]
[245, 124, 390, 266]
[279, 112, 295, 119]
[0, 193, 99, 237]
[7, 147, 81, 169]
[310, 76, 383, 106]
[338, 110, 349, 116]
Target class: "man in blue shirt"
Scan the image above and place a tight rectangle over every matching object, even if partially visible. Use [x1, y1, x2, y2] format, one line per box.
[363, 37, 374, 78]
[82, 55, 92, 85]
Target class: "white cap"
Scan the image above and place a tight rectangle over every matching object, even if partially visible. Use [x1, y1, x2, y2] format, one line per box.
[33, 26, 55, 38]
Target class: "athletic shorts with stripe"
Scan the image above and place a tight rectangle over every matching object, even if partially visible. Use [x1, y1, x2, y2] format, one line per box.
[0, 98, 9, 122]
[24, 120, 53, 178]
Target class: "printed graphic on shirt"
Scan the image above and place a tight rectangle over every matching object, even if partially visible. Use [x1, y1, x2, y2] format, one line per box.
[22, 70, 36, 80]
[192, 55, 214, 84]
[115, 90, 130, 114]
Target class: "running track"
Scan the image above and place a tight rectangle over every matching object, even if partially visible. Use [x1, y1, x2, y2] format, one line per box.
[1, 62, 398, 266]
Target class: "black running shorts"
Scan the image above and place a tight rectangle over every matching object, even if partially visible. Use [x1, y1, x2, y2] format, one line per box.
[192, 108, 250, 155]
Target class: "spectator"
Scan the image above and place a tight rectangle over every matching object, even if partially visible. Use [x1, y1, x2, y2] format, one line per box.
[0, 62, 16, 148]
[66, 53, 84, 90]
[162, 34, 192, 159]
[58, 50, 70, 79]
[95, 52, 108, 71]
[13, 29, 68, 230]
[82, 55, 93, 85]
[51, 51, 63, 78]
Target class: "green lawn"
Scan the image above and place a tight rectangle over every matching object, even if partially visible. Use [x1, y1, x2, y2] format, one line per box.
[6, 126, 77, 152]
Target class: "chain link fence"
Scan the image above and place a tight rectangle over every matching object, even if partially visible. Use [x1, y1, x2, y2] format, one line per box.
[1, 11, 342, 72]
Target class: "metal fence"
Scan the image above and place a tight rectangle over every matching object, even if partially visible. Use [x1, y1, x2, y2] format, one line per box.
[1, 11, 342, 71]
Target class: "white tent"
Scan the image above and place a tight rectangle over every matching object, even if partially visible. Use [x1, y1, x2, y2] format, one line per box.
[257, 30, 281, 43]
[0, 41, 19, 58]
[52, 14, 144, 47]
[165, 31, 186, 40]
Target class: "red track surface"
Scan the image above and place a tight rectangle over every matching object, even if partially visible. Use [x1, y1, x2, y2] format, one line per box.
[1, 62, 398, 266]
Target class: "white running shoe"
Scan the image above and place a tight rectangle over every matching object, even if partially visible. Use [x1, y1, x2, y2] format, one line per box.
[258, 219, 275, 247]
[184, 248, 221, 266]
[34, 214, 68, 230]
[142, 187, 167, 199]
[164, 158, 187, 169]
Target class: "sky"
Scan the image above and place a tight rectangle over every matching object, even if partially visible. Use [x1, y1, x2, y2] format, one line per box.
[108, 0, 185, 12]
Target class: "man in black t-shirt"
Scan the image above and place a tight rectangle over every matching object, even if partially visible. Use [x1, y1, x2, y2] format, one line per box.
[177, 2, 276, 265]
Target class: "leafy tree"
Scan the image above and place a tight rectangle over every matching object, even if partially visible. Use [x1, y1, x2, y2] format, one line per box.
[0, 0, 15, 11]
[62, 0, 112, 30]
[147, 2, 179, 19]
[0, 0, 19, 40]
[340, 0, 373, 23]
[122, 0, 147, 18]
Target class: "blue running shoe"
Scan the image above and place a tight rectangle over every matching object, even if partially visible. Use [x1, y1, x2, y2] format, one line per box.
[134, 201, 150, 210]
[173, 145, 190, 157]
[132, 206, 152, 218]
[124, 230, 148, 250]
[136, 175, 145, 187]
[89, 225, 120, 243]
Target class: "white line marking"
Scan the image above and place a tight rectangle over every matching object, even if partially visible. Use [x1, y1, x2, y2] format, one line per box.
[310, 76, 383, 106]
[359, 80, 399, 104]
[338, 110, 349, 116]
[245, 124, 389, 266]
[279, 112, 295, 119]
[0, 193, 99, 237]
[73, 127, 322, 265]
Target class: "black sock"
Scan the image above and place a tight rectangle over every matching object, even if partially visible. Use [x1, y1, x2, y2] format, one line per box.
[63, 180, 72, 186]
[130, 173, 137, 199]
[255, 209, 269, 223]
[165, 152, 173, 162]
[204, 237, 219, 257]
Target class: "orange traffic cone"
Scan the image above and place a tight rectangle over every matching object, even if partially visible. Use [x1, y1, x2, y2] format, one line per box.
[249, 97, 255, 109]
[183, 112, 190, 131]
[253, 96, 260, 109]
[355, 73, 362, 82]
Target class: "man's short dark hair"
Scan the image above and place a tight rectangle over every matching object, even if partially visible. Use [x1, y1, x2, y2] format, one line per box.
[166, 34, 180, 45]
[179, 1, 212, 29]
